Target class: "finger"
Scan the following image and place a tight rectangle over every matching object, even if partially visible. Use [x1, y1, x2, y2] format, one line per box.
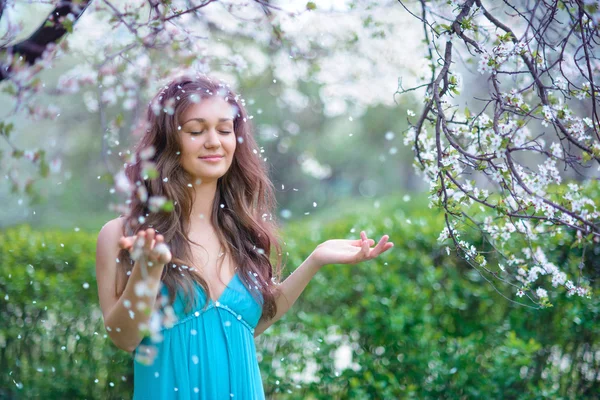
[118, 235, 136, 249]
[150, 235, 165, 262]
[371, 235, 390, 257]
[354, 240, 366, 263]
[351, 238, 375, 247]
[152, 233, 171, 262]
[117, 238, 125, 250]
[362, 236, 370, 258]
[152, 242, 170, 263]
[144, 228, 155, 253]
[363, 231, 374, 258]
[373, 241, 394, 259]
[130, 231, 146, 261]
[147, 230, 160, 263]
[134, 231, 146, 248]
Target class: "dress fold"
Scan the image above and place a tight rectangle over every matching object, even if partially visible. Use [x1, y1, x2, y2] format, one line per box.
[133, 272, 265, 399]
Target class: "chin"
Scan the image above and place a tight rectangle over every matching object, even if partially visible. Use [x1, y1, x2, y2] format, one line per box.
[194, 172, 226, 182]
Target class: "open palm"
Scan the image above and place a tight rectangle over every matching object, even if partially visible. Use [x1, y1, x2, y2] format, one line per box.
[310, 230, 394, 266]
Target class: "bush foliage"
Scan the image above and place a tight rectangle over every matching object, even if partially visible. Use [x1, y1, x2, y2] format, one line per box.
[1, 195, 598, 399]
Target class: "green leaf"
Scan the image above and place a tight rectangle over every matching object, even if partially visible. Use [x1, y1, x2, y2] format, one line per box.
[582, 152, 591, 162]
[39, 160, 49, 178]
[2, 83, 16, 96]
[0, 122, 13, 138]
[306, 2, 316, 10]
[161, 200, 174, 212]
[62, 18, 73, 34]
[9, 181, 19, 193]
[115, 113, 124, 128]
[143, 166, 159, 180]
[25, 179, 36, 196]
[37, 150, 49, 177]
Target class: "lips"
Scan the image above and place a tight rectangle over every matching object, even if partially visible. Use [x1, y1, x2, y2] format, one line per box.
[199, 155, 224, 159]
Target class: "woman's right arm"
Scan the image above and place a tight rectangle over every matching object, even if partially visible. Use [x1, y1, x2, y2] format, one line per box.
[95, 218, 166, 353]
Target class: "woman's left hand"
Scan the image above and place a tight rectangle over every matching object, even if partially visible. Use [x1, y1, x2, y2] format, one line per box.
[310, 231, 394, 267]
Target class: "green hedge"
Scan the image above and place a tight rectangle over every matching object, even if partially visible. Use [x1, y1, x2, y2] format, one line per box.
[1, 195, 598, 399]
[0, 226, 131, 399]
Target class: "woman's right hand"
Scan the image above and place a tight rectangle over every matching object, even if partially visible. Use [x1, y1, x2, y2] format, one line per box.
[118, 228, 172, 266]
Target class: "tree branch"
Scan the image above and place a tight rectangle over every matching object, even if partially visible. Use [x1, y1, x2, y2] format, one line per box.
[0, 0, 92, 81]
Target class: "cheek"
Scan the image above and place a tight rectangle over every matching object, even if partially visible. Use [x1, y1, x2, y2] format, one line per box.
[228, 135, 237, 152]
[179, 140, 197, 160]
[182, 135, 200, 149]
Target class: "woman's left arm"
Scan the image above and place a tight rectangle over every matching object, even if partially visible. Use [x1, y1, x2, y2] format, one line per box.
[254, 231, 394, 337]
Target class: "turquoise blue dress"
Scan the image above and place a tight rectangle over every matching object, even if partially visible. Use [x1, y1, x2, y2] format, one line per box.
[132, 270, 265, 399]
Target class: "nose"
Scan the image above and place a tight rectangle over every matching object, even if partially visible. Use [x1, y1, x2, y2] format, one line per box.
[204, 128, 221, 149]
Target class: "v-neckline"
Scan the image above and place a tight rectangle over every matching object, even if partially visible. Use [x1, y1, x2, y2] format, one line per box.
[208, 270, 238, 304]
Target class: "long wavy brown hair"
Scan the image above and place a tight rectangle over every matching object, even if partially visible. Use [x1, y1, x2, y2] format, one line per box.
[115, 74, 284, 322]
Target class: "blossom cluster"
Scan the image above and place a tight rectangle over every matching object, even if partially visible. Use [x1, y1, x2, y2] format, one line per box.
[402, 0, 599, 306]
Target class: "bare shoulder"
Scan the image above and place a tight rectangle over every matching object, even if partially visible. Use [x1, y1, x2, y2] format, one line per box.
[99, 216, 126, 237]
[96, 217, 126, 319]
[97, 217, 127, 246]
[96, 217, 126, 269]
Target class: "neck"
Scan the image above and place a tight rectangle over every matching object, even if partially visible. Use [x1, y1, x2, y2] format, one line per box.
[187, 178, 219, 234]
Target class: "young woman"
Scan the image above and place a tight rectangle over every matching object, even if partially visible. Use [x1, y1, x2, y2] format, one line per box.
[95, 75, 394, 399]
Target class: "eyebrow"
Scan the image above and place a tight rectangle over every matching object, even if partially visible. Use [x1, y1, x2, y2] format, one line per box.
[182, 117, 233, 125]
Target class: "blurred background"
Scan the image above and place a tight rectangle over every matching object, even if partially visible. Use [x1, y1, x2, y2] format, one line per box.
[0, 0, 427, 230]
[1, 0, 598, 399]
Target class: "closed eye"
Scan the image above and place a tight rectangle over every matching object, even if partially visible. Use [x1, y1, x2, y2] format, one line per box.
[190, 131, 232, 135]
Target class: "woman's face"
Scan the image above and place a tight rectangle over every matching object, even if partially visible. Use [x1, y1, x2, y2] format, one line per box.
[177, 96, 237, 183]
